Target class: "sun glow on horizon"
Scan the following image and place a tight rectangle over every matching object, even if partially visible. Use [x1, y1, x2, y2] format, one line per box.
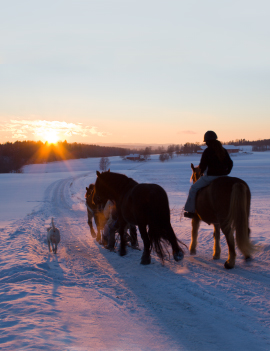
[1, 119, 108, 143]
[43, 129, 59, 144]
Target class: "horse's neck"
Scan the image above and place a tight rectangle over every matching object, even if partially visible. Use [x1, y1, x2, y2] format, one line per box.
[86, 192, 95, 209]
[108, 175, 137, 200]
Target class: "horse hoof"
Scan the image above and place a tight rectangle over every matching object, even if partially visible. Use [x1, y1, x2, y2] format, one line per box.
[174, 251, 184, 262]
[106, 245, 115, 251]
[213, 255, 220, 260]
[119, 248, 127, 256]
[224, 261, 234, 269]
[90, 231, 96, 238]
[190, 249, 196, 255]
[245, 256, 252, 261]
[140, 256, 151, 265]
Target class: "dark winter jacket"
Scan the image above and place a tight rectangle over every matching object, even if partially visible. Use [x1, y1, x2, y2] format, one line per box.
[199, 147, 233, 176]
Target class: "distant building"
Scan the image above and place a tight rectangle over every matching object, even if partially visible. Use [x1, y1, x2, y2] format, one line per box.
[197, 145, 240, 154]
[125, 154, 144, 161]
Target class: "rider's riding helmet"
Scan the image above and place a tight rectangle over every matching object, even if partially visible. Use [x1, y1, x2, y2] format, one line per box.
[203, 130, 218, 142]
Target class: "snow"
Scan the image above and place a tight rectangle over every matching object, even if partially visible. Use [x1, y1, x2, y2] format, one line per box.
[1, 152, 270, 350]
[200, 145, 240, 150]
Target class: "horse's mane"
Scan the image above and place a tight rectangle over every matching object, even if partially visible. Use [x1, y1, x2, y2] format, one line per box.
[101, 171, 138, 190]
[190, 166, 199, 183]
[85, 183, 95, 199]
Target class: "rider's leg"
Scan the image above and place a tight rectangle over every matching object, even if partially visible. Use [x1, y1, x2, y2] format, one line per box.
[184, 175, 219, 215]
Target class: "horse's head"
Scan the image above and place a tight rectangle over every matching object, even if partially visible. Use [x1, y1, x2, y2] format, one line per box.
[85, 183, 95, 199]
[191, 163, 201, 183]
[93, 170, 111, 205]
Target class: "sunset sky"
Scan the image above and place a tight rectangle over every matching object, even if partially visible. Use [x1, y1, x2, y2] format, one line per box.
[1, 0, 270, 145]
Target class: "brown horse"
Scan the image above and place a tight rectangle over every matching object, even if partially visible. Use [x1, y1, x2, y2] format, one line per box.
[189, 163, 252, 269]
[93, 170, 185, 265]
[85, 184, 106, 242]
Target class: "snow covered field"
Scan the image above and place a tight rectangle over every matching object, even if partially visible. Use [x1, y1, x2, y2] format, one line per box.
[1, 151, 270, 350]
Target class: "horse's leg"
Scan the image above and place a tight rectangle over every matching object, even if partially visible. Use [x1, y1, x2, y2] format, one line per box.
[189, 215, 200, 255]
[245, 227, 252, 261]
[86, 206, 97, 238]
[129, 225, 138, 248]
[88, 217, 96, 238]
[95, 214, 101, 243]
[138, 224, 151, 265]
[48, 240, 51, 252]
[221, 224, 236, 269]
[118, 224, 127, 256]
[107, 226, 116, 251]
[88, 212, 96, 238]
[213, 224, 221, 260]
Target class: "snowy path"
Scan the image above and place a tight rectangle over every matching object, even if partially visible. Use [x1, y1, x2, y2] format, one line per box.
[1, 154, 270, 350]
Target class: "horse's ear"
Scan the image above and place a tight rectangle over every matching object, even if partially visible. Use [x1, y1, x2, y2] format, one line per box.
[86, 187, 88, 191]
[108, 169, 110, 172]
[191, 163, 195, 170]
[96, 171, 101, 177]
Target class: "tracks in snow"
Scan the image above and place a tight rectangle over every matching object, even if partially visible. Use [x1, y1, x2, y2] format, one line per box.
[2, 171, 270, 350]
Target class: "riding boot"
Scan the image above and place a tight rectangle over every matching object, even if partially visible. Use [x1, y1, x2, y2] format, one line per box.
[184, 212, 195, 219]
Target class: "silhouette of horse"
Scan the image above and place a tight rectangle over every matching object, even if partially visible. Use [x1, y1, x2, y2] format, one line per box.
[93, 170, 185, 264]
[85, 184, 106, 242]
[189, 163, 252, 269]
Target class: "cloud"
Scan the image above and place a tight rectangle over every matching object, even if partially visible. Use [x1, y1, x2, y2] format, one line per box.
[0, 119, 110, 141]
[177, 130, 197, 135]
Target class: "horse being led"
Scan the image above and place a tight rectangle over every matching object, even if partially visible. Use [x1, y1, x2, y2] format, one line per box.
[189, 163, 252, 269]
[85, 183, 106, 242]
[93, 170, 185, 265]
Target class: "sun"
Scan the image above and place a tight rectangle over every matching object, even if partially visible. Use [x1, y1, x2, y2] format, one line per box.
[43, 129, 59, 144]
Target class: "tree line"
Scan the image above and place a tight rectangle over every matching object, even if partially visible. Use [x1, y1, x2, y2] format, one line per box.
[224, 139, 270, 152]
[157, 143, 201, 162]
[1, 138, 269, 172]
[0, 141, 131, 173]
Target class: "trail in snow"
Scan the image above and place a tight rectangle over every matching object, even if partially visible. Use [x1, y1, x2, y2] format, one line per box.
[1, 153, 270, 350]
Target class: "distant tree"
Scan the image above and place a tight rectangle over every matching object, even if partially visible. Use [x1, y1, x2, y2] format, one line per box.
[142, 147, 152, 160]
[157, 146, 165, 154]
[174, 144, 181, 155]
[181, 142, 201, 155]
[99, 157, 111, 171]
[252, 145, 269, 152]
[159, 153, 170, 162]
[167, 145, 175, 158]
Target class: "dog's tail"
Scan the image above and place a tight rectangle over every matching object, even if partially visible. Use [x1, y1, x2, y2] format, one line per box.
[51, 217, 56, 230]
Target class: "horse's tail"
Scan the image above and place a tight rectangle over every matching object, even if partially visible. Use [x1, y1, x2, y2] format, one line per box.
[148, 222, 186, 262]
[224, 182, 252, 258]
[147, 223, 166, 261]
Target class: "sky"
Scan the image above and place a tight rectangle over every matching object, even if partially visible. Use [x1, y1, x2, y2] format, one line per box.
[0, 0, 270, 145]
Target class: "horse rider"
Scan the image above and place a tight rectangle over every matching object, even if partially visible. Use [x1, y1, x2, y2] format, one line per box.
[184, 130, 233, 219]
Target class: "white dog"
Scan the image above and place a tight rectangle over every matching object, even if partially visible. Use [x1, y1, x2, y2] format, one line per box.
[47, 218, 60, 254]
